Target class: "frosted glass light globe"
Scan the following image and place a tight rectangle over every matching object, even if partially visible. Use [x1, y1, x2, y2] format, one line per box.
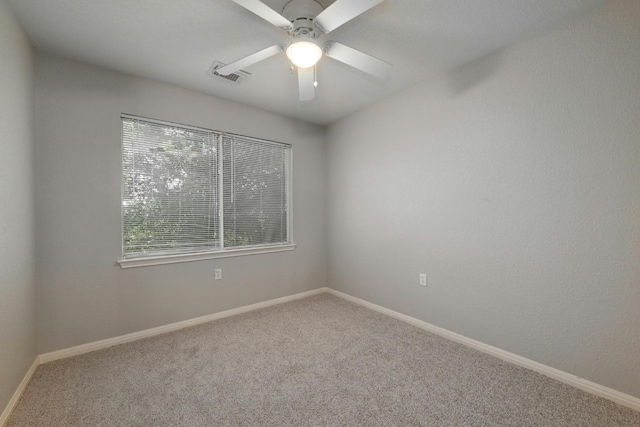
[286, 41, 322, 68]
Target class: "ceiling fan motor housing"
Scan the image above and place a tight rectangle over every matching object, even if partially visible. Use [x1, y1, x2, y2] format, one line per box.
[282, 0, 324, 39]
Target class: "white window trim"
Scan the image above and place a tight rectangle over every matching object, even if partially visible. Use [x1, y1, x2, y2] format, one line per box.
[119, 114, 295, 268]
[118, 243, 297, 269]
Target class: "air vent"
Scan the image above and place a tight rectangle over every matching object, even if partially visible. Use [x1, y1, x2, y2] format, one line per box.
[208, 61, 250, 85]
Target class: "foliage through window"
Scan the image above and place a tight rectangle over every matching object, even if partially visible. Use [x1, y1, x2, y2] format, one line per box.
[122, 115, 291, 259]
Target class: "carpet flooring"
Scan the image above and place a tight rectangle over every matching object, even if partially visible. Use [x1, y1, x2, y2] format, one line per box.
[7, 293, 640, 426]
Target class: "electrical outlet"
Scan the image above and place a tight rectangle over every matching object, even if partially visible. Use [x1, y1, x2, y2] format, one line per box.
[214, 268, 222, 280]
[419, 273, 427, 287]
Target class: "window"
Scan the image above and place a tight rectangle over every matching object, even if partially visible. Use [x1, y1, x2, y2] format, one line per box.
[120, 115, 292, 267]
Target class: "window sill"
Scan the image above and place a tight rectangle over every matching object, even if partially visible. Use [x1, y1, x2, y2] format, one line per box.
[117, 244, 297, 269]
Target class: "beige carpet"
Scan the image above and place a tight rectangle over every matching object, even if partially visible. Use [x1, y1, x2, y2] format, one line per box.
[7, 293, 640, 426]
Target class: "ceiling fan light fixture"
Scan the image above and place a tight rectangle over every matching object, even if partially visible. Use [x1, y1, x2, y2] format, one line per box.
[286, 40, 322, 68]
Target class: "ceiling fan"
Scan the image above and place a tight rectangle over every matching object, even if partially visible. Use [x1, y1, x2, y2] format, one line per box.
[217, 0, 391, 101]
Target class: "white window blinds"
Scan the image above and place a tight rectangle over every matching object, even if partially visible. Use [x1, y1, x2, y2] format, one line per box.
[122, 115, 291, 259]
[222, 135, 288, 248]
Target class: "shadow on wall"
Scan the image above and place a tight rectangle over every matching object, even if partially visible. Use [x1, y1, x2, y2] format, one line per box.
[445, 0, 607, 97]
[446, 48, 505, 95]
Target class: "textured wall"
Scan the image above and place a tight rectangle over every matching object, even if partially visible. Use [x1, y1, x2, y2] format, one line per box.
[35, 53, 327, 352]
[0, 1, 37, 413]
[326, 0, 640, 398]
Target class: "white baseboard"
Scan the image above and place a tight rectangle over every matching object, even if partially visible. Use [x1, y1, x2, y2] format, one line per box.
[0, 357, 39, 427]
[39, 287, 328, 364]
[326, 288, 640, 413]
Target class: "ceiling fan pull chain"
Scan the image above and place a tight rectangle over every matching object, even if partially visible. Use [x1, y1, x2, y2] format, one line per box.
[313, 65, 318, 88]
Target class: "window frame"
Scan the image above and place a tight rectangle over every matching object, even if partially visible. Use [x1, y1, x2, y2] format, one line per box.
[117, 114, 295, 269]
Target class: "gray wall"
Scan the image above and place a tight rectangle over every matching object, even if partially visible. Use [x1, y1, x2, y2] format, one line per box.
[35, 53, 327, 353]
[0, 1, 37, 412]
[326, 0, 640, 398]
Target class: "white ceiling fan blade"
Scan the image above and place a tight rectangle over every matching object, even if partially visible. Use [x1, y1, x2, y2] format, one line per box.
[324, 41, 391, 79]
[217, 45, 283, 76]
[298, 67, 315, 101]
[232, 0, 292, 30]
[314, 0, 385, 33]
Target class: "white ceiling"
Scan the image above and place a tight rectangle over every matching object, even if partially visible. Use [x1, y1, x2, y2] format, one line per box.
[7, 0, 605, 125]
